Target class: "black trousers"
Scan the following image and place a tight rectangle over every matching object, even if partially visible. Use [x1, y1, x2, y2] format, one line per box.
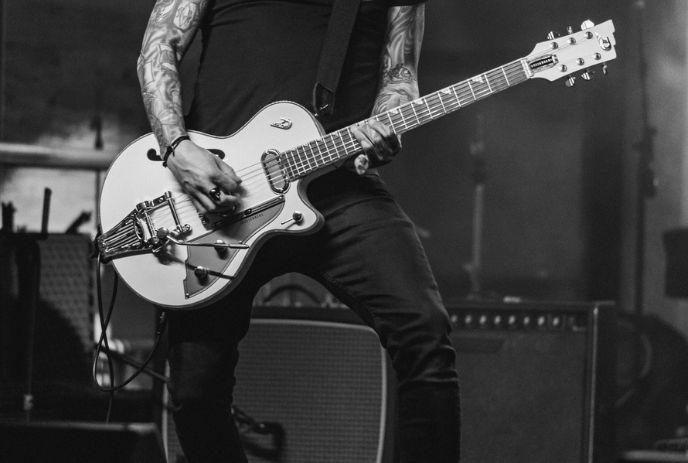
[166, 170, 461, 462]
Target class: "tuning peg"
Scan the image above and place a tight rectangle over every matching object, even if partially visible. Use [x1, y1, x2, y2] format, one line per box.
[566, 25, 574, 34]
[602, 64, 608, 75]
[580, 19, 595, 30]
[546, 31, 560, 40]
[581, 70, 593, 81]
[565, 76, 576, 87]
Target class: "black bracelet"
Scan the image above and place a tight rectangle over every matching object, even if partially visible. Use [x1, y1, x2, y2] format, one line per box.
[162, 135, 190, 167]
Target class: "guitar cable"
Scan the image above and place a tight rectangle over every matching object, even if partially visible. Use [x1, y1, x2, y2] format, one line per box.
[91, 253, 168, 423]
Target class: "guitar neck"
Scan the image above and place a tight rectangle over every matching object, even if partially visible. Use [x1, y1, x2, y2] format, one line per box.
[282, 57, 530, 180]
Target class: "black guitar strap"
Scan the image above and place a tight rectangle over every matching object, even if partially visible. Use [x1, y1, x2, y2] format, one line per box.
[312, 0, 362, 119]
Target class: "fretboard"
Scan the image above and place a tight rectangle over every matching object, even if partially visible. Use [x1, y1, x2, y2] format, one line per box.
[281, 58, 530, 180]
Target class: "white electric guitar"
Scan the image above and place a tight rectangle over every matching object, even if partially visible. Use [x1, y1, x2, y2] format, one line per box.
[97, 20, 617, 309]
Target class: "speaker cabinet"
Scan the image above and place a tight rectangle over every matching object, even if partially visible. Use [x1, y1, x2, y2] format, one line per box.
[162, 301, 615, 463]
[450, 300, 616, 463]
[0, 234, 94, 422]
[162, 306, 395, 463]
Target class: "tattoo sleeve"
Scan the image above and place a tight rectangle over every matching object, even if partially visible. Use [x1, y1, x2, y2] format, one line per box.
[137, 0, 207, 150]
[373, 5, 425, 116]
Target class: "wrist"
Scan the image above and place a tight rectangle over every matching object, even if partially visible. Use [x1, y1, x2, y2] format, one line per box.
[162, 135, 190, 167]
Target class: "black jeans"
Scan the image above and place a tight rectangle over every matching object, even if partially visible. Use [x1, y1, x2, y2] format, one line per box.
[166, 169, 461, 462]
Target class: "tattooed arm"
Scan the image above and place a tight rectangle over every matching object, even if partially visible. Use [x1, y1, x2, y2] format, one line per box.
[137, 0, 241, 214]
[374, 5, 425, 113]
[350, 4, 425, 173]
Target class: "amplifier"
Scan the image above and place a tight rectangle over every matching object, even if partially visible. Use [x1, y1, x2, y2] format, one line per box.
[162, 306, 395, 463]
[161, 301, 615, 463]
[450, 300, 616, 463]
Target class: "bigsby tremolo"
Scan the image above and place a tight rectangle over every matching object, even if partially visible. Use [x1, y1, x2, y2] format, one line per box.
[96, 191, 249, 262]
[97, 191, 192, 262]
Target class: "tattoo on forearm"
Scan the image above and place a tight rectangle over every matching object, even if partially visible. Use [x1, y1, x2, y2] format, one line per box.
[373, 5, 425, 115]
[137, 0, 207, 150]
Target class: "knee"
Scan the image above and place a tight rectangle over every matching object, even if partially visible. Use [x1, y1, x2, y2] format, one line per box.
[388, 305, 457, 386]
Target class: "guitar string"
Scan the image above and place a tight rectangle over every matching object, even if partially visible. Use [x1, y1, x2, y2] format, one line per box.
[106, 40, 608, 240]
[212, 59, 529, 182]
[179, 60, 521, 189]
[209, 60, 527, 181]
[275, 62, 529, 178]
[197, 40, 596, 182]
[145, 41, 599, 214]
[136, 59, 534, 228]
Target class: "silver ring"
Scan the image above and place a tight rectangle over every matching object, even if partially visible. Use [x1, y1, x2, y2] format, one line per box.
[208, 187, 221, 201]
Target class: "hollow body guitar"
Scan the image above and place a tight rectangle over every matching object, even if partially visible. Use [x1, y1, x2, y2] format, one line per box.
[97, 20, 617, 309]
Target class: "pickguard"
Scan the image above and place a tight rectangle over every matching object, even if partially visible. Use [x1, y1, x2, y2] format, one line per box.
[184, 200, 285, 298]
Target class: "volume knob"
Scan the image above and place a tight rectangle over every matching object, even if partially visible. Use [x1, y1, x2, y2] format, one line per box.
[194, 266, 209, 283]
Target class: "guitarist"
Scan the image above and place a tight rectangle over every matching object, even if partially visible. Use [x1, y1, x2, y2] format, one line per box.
[137, 0, 461, 461]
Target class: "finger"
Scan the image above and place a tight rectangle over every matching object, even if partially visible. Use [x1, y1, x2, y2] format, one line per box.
[220, 194, 241, 213]
[212, 169, 241, 199]
[189, 193, 212, 218]
[215, 157, 242, 185]
[351, 125, 379, 158]
[362, 126, 392, 162]
[368, 120, 402, 153]
[205, 187, 240, 211]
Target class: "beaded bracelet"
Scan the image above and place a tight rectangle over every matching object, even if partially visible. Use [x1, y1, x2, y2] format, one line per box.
[162, 135, 191, 167]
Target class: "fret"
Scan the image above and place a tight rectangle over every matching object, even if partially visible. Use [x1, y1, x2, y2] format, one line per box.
[484, 71, 501, 93]
[331, 130, 342, 151]
[501, 66, 510, 86]
[484, 74, 492, 93]
[467, 80, 477, 100]
[342, 127, 356, 151]
[385, 112, 396, 132]
[413, 101, 428, 124]
[491, 68, 510, 91]
[389, 110, 402, 129]
[433, 93, 448, 116]
[423, 94, 438, 119]
[441, 89, 458, 111]
[324, 133, 338, 163]
[450, 86, 462, 108]
[422, 99, 433, 119]
[295, 146, 307, 170]
[313, 140, 324, 167]
[422, 96, 433, 118]
[335, 130, 348, 155]
[301, 144, 312, 168]
[397, 107, 408, 129]
[308, 141, 319, 169]
[457, 82, 474, 106]
[325, 137, 337, 162]
[436, 91, 448, 113]
[282, 151, 294, 179]
[470, 75, 491, 98]
[317, 140, 329, 167]
[409, 102, 420, 126]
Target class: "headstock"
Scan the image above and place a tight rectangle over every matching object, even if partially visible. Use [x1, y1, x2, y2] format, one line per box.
[526, 19, 617, 85]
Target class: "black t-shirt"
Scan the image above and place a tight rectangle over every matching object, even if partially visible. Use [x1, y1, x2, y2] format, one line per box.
[186, 0, 425, 136]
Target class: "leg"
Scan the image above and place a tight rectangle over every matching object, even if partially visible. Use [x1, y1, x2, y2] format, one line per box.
[307, 171, 461, 463]
[166, 288, 254, 463]
[166, 236, 297, 462]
